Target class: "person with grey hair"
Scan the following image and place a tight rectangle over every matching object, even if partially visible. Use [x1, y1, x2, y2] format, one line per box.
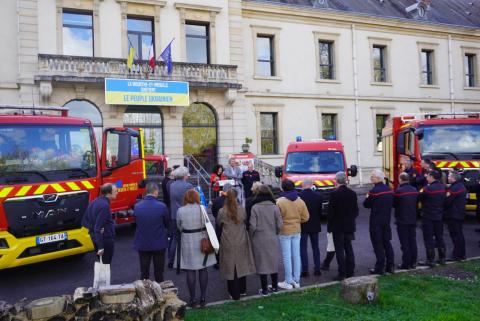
[167, 166, 194, 268]
[364, 169, 395, 275]
[133, 182, 170, 282]
[299, 179, 323, 277]
[393, 172, 419, 269]
[82, 183, 118, 266]
[224, 158, 244, 203]
[327, 172, 358, 281]
[445, 170, 467, 261]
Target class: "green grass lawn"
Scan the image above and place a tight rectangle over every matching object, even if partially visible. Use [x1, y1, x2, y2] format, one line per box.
[186, 260, 480, 321]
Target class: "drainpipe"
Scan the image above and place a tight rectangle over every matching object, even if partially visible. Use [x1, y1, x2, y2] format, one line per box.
[351, 24, 363, 186]
[448, 34, 455, 113]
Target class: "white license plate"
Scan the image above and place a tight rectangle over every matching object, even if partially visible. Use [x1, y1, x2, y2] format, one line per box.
[36, 232, 68, 245]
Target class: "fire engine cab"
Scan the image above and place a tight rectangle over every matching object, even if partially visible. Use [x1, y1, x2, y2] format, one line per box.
[382, 113, 480, 211]
[275, 138, 357, 211]
[0, 105, 146, 269]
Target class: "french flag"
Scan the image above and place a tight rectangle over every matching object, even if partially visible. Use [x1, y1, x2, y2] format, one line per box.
[148, 42, 155, 70]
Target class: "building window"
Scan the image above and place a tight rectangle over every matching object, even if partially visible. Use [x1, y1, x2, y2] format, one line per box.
[127, 17, 154, 61]
[376, 114, 389, 152]
[319, 41, 334, 80]
[321, 114, 337, 140]
[62, 10, 93, 56]
[256, 35, 275, 77]
[186, 22, 209, 64]
[260, 113, 278, 155]
[123, 107, 164, 155]
[465, 54, 476, 87]
[373, 45, 387, 82]
[63, 100, 102, 146]
[421, 50, 434, 85]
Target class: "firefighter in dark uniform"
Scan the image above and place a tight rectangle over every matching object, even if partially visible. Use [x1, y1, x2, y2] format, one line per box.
[363, 169, 395, 275]
[393, 172, 419, 269]
[416, 158, 435, 190]
[445, 170, 467, 261]
[403, 159, 420, 189]
[419, 169, 446, 266]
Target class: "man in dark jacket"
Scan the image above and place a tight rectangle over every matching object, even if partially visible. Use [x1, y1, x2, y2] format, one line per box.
[403, 159, 420, 189]
[161, 168, 173, 209]
[394, 173, 419, 269]
[327, 172, 358, 281]
[241, 162, 261, 199]
[445, 170, 467, 261]
[82, 183, 118, 264]
[419, 169, 446, 266]
[299, 179, 323, 277]
[363, 169, 395, 275]
[134, 182, 170, 282]
[167, 166, 194, 268]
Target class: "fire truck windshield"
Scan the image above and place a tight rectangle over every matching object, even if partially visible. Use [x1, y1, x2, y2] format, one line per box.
[285, 151, 344, 174]
[420, 124, 480, 156]
[0, 125, 97, 180]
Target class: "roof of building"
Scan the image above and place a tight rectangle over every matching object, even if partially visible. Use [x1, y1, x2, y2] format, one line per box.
[247, 0, 480, 29]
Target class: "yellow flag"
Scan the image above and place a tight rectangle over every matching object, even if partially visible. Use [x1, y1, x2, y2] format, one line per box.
[127, 46, 135, 69]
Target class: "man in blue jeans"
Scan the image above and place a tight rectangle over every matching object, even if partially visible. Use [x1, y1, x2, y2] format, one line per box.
[299, 180, 323, 277]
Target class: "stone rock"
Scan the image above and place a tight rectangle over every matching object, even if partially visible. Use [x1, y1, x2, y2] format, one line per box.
[26, 297, 66, 320]
[133, 280, 155, 311]
[340, 276, 379, 304]
[161, 293, 186, 321]
[98, 284, 136, 305]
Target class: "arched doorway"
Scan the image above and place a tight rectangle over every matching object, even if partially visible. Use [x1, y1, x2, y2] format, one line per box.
[182, 102, 217, 172]
[64, 99, 103, 146]
[123, 106, 164, 155]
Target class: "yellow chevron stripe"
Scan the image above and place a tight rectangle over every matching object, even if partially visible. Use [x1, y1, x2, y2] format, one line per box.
[81, 180, 94, 189]
[66, 182, 81, 191]
[324, 180, 334, 186]
[460, 162, 470, 168]
[0, 187, 14, 198]
[436, 161, 447, 168]
[16, 185, 32, 197]
[448, 162, 458, 168]
[34, 184, 49, 195]
[50, 183, 66, 192]
[317, 181, 325, 187]
[472, 161, 480, 168]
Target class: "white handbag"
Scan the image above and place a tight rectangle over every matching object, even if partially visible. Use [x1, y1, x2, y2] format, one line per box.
[93, 256, 111, 289]
[200, 205, 220, 253]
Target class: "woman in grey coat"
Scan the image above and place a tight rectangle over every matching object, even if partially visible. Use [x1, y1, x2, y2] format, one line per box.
[176, 190, 216, 308]
[218, 189, 256, 300]
[249, 185, 283, 296]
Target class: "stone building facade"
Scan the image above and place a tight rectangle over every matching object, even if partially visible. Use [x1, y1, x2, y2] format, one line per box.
[0, 0, 479, 183]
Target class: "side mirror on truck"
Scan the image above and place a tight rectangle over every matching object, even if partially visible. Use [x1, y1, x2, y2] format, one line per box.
[348, 165, 358, 177]
[275, 166, 283, 178]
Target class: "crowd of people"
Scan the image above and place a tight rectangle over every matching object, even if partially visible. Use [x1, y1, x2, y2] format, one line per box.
[81, 158, 478, 309]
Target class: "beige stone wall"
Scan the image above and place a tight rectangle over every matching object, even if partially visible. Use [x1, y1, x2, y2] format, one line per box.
[242, 2, 480, 184]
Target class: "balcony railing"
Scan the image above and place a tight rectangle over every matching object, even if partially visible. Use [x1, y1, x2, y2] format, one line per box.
[36, 54, 241, 89]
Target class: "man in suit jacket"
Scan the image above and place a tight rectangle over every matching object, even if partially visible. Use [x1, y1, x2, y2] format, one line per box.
[167, 166, 194, 268]
[299, 179, 323, 277]
[327, 172, 359, 281]
[134, 182, 170, 282]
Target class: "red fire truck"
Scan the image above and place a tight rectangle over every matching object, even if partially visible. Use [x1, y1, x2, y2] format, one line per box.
[0, 105, 146, 269]
[275, 139, 358, 211]
[381, 113, 480, 211]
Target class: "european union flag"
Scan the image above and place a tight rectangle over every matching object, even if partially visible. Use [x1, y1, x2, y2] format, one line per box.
[160, 40, 173, 75]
